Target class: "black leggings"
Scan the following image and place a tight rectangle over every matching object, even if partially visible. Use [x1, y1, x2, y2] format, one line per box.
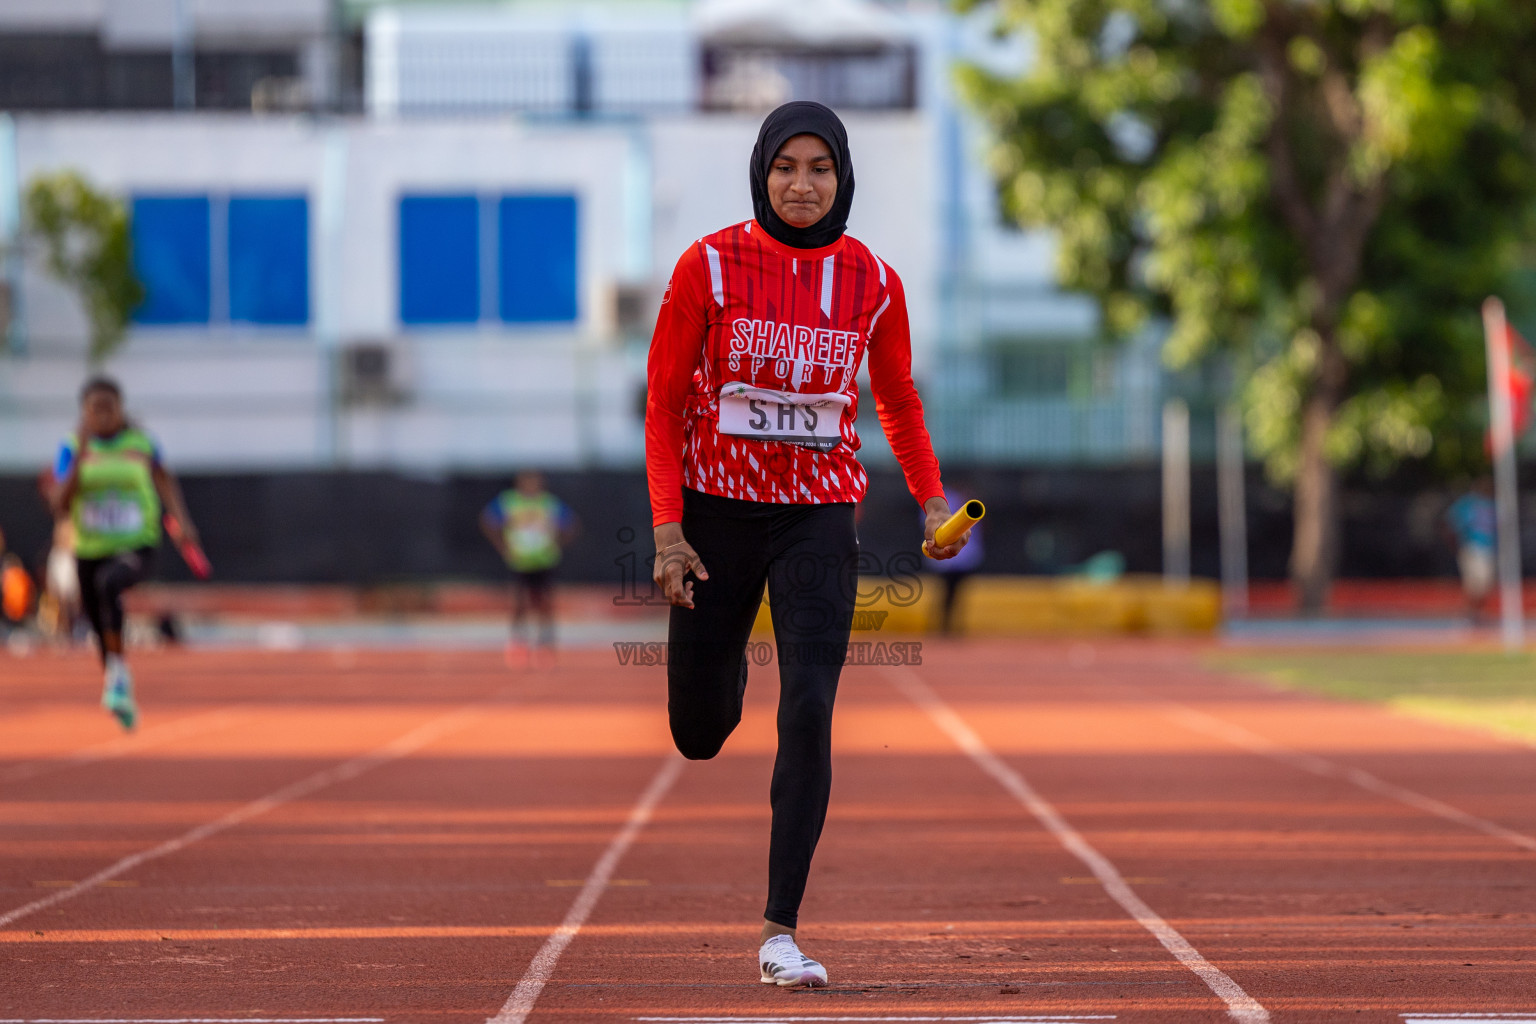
[667, 488, 857, 929]
[512, 569, 556, 644]
[77, 547, 154, 662]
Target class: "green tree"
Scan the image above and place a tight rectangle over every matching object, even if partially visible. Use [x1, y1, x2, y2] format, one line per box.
[25, 171, 144, 363]
[958, 0, 1536, 610]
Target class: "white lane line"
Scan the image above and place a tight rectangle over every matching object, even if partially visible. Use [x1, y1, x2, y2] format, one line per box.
[635, 1018, 1111, 1023]
[0, 1019, 385, 1023]
[1165, 706, 1536, 852]
[487, 753, 684, 1024]
[1403, 1016, 1536, 1021]
[884, 666, 1269, 1024]
[0, 701, 494, 929]
[0, 707, 247, 785]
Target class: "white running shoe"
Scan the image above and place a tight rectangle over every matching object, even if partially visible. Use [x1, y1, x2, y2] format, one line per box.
[759, 933, 828, 988]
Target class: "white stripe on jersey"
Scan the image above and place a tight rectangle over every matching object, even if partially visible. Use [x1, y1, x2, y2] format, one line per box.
[875, 256, 887, 286]
[820, 255, 835, 318]
[705, 244, 725, 307]
[868, 294, 892, 336]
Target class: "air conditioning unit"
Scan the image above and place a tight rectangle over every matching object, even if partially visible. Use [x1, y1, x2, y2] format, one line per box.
[251, 76, 312, 114]
[614, 283, 659, 338]
[338, 342, 410, 406]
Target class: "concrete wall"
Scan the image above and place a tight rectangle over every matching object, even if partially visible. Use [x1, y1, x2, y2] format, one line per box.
[0, 110, 934, 472]
[11, 114, 640, 345]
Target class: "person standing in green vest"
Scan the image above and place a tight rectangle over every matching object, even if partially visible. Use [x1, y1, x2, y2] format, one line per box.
[50, 376, 202, 730]
[480, 471, 576, 667]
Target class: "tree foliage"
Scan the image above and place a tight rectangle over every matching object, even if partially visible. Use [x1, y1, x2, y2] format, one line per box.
[25, 171, 144, 363]
[958, 0, 1536, 606]
[958, 0, 1536, 478]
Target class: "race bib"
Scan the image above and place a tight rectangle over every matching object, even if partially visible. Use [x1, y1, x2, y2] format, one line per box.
[717, 382, 848, 452]
[511, 525, 552, 554]
[81, 495, 145, 535]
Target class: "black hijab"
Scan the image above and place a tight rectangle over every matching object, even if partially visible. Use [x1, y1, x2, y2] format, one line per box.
[749, 101, 855, 251]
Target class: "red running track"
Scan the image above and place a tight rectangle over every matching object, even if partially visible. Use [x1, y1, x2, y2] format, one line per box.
[2, 640, 1534, 1023]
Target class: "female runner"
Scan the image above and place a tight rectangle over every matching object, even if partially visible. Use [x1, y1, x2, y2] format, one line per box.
[50, 376, 202, 730]
[646, 101, 968, 988]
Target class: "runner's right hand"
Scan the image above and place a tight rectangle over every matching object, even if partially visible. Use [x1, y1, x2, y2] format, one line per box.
[653, 524, 708, 609]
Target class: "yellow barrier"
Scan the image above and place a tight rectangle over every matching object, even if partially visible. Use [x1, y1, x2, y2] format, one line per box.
[751, 574, 1220, 636]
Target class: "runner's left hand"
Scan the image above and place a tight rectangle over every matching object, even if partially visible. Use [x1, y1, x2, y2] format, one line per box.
[923, 497, 967, 560]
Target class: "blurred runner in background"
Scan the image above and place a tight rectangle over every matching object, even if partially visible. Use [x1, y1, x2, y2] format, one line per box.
[480, 471, 576, 667]
[49, 376, 203, 730]
[1443, 479, 1497, 623]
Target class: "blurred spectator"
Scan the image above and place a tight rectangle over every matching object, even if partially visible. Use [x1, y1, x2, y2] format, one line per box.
[1443, 480, 1496, 623]
[480, 471, 577, 666]
[2, 552, 37, 628]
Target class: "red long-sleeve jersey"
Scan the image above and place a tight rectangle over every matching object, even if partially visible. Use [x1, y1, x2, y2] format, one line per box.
[646, 219, 944, 526]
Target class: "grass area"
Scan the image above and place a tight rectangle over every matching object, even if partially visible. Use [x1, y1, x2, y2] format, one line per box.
[1214, 651, 1536, 745]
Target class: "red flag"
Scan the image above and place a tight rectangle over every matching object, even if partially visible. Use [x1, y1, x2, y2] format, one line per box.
[1508, 321, 1534, 438]
[1485, 317, 1534, 452]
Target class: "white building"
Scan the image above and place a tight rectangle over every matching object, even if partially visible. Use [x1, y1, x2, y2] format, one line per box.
[0, 0, 341, 111]
[0, 0, 1158, 475]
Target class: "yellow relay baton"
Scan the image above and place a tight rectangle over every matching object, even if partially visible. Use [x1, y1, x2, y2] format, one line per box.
[924, 499, 985, 556]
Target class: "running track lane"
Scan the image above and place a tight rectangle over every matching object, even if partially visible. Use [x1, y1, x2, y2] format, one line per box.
[873, 642, 1536, 1019]
[0, 650, 678, 1021]
[3, 642, 1535, 1021]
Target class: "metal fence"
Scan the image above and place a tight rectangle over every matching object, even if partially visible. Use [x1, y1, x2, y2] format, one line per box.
[922, 336, 1185, 466]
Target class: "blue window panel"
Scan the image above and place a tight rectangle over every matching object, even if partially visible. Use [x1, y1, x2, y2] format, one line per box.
[228, 195, 309, 325]
[499, 194, 578, 323]
[131, 196, 210, 324]
[399, 194, 480, 324]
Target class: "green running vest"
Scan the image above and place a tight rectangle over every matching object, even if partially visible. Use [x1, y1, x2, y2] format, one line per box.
[68, 428, 162, 559]
[497, 491, 563, 572]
